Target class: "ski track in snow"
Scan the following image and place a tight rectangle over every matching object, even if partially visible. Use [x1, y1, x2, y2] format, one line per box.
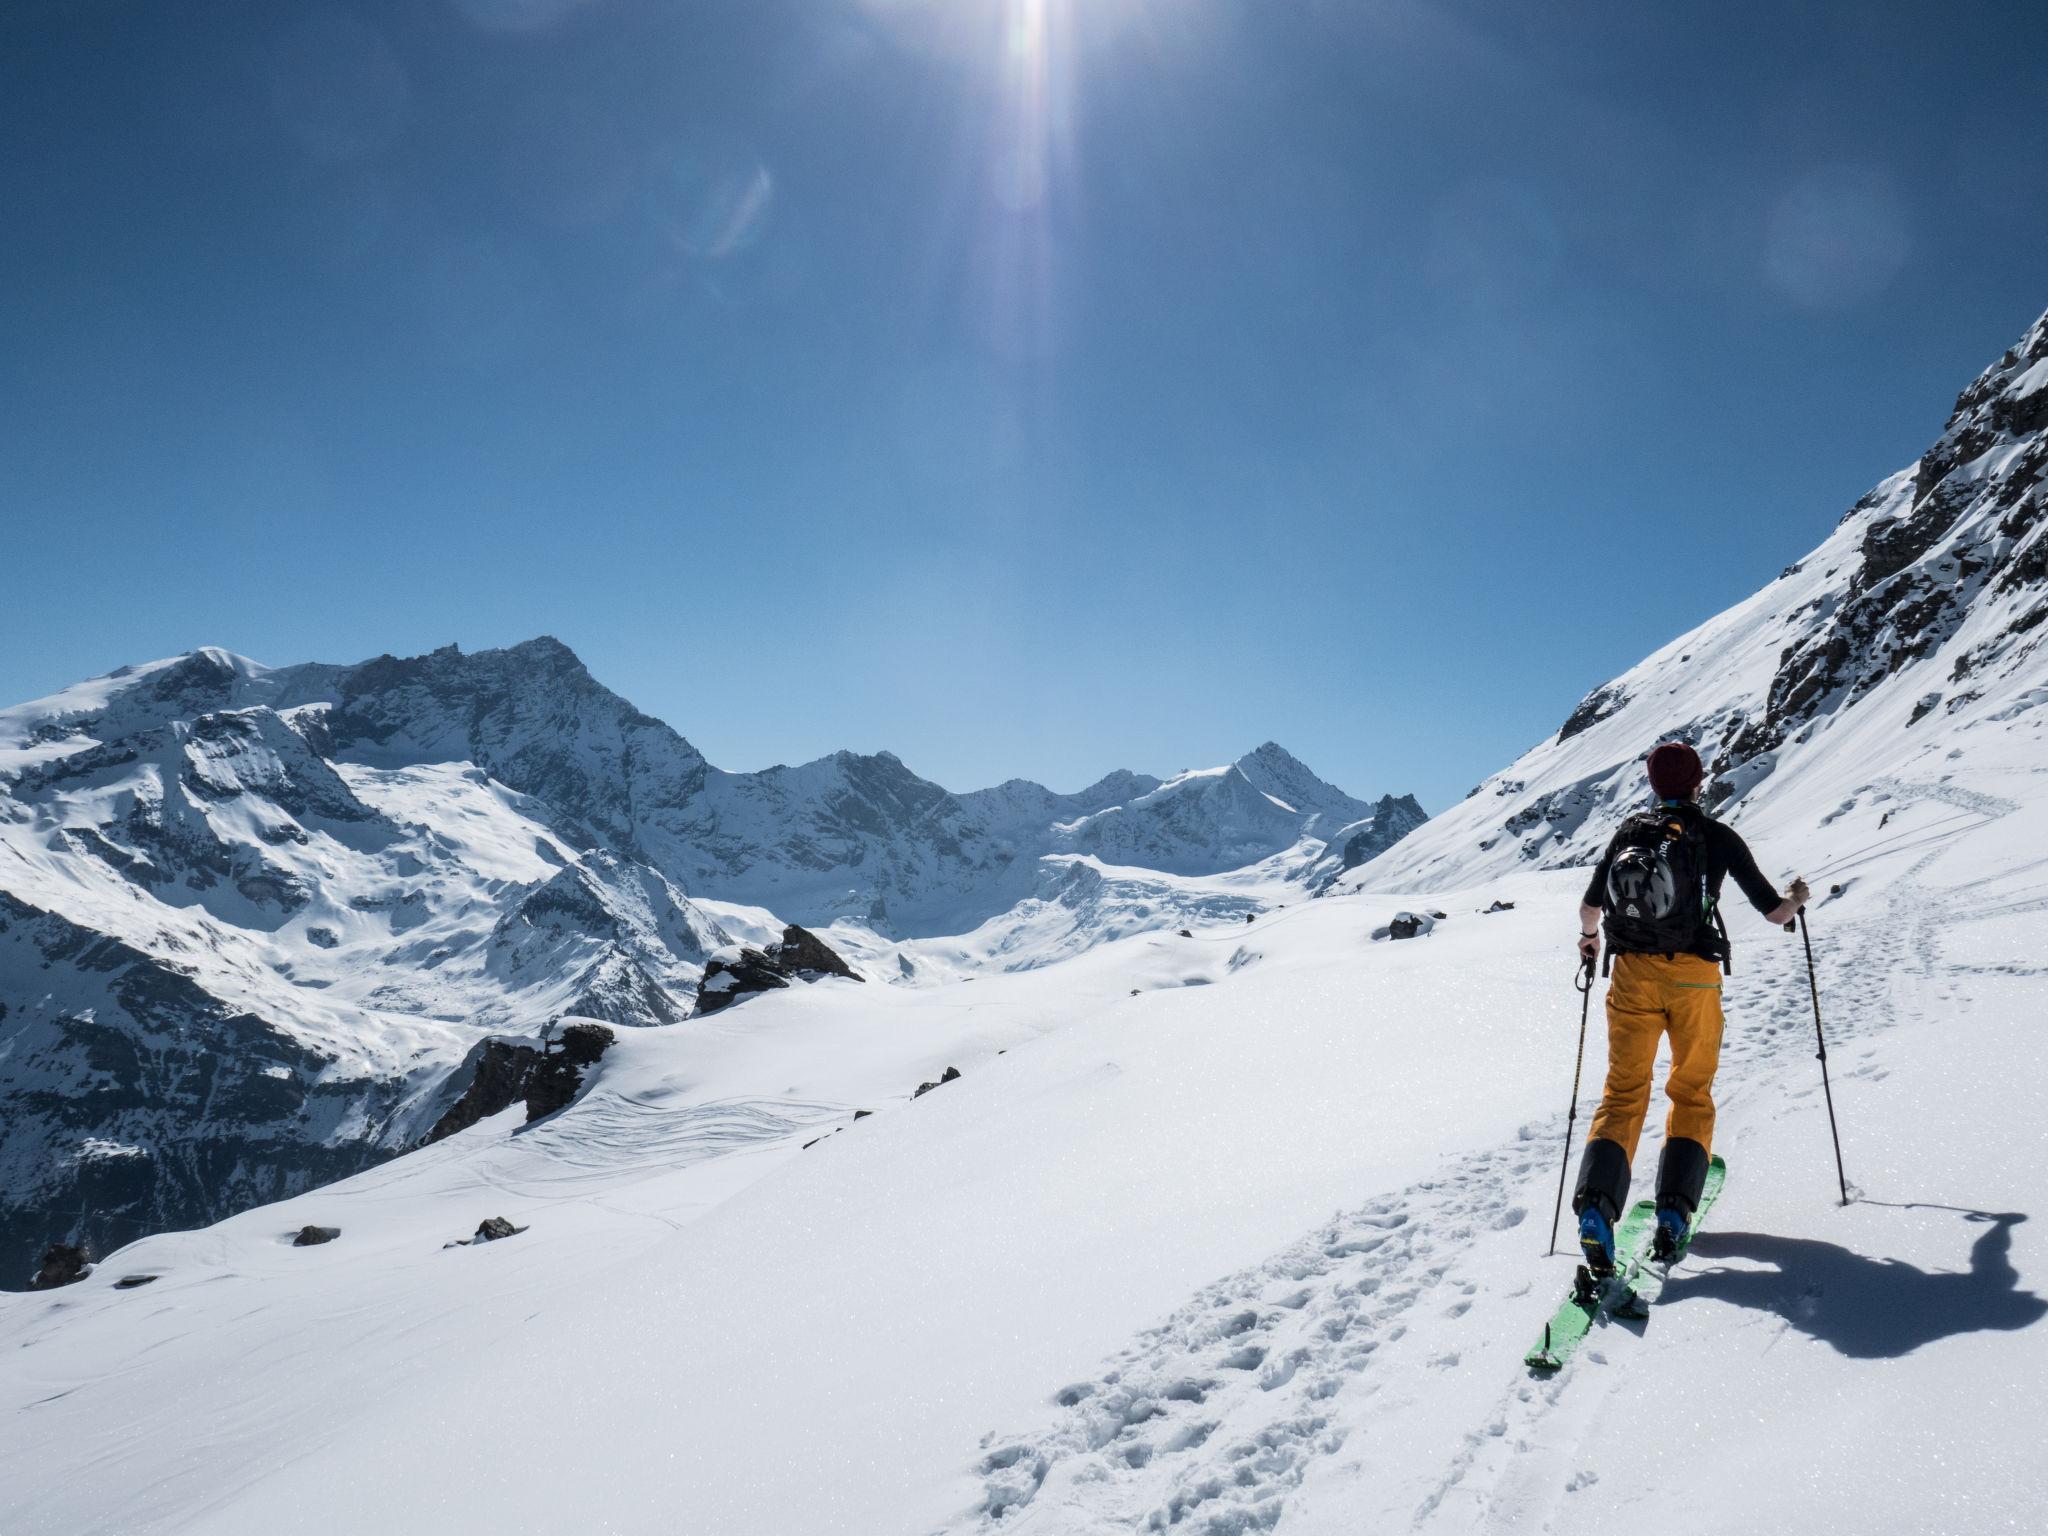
[952, 781, 2016, 1534]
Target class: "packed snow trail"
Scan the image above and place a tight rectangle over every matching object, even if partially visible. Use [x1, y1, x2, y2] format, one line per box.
[948, 776, 2048, 1535]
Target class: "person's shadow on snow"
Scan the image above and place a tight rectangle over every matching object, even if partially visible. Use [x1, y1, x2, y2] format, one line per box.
[1664, 1211, 2046, 1358]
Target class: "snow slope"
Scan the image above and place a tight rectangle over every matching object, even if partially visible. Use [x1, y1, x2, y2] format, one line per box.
[3, 784, 2043, 1534]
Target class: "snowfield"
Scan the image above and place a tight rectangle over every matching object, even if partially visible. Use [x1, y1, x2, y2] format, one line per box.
[4, 768, 2046, 1533]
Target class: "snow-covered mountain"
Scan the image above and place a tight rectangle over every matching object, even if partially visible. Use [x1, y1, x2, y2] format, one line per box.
[0, 644, 1415, 1283]
[1360, 306, 2048, 894]
[1055, 743, 1405, 876]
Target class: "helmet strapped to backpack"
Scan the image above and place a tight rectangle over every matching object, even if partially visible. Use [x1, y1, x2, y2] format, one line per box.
[1603, 806, 1710, 957]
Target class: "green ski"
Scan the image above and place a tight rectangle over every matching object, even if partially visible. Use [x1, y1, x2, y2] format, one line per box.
[1524, 1155, 1726, 1373]
[1613, 1154, 1728, 1319]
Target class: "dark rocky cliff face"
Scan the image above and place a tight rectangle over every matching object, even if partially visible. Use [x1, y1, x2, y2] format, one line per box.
[0, 894, 419, 1288]
[1710, 313, 2048, 795]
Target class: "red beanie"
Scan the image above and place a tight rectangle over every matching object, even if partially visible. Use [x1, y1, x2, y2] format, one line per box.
[1646, 741, 1703, 800]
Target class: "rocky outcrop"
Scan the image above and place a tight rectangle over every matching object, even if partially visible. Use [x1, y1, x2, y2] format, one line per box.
[28, 1242, 91, 1291]
[694, 952, 791, 1016]
[423, 1039, 543, 1146]
[421, 1022, 617, 1143]
[1559, 684, 1630, 742]
[914, 1066, 963, 1098]
[292, 1225, 340, 1247]
[524, 1023, 616, 1121]
[695, 926, 862, 1016]
[1711, 312, 2048, 794]
[773, 924, 860, 981]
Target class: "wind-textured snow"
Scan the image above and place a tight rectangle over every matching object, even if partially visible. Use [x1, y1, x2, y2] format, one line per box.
[4, 309, 2048, 1535]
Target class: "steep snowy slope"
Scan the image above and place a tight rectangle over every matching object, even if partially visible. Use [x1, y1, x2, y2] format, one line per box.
[0, 668, 732, 1280]
[1363, 307, 2048, 894]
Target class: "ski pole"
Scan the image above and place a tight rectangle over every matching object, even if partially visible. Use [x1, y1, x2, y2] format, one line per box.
[1548, 955, 1596, 1256]
[1797, 910, 1850, 1205]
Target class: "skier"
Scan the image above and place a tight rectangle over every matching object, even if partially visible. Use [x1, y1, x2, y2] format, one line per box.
[1571, 742, 1807, 1266]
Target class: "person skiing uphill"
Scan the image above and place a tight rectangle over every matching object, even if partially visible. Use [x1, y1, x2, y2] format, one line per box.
[1571, 742, 1807, 1267]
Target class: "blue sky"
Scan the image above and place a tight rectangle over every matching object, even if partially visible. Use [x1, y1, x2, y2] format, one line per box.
[3, 0, 2045, 809]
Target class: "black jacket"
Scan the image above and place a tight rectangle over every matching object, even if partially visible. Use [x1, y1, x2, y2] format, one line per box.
[1582, 802, 1783, 962]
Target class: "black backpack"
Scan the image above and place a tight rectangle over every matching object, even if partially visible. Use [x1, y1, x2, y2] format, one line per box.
[1602, 806, 1716, 960]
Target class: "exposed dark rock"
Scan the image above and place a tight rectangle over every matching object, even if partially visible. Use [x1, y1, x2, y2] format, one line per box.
[914, 1065, 963, 1099]
[305, 926, 340, 949]
[1559, 683, 1630, 742]
[695, 926, 862, 1016]
[29, 1243, 91, 1290]
[293, 1224, 341, 1247]
[1484, 900, 1516, 913]
[1707, 312, 2048, 797]
[1388, 915, 1423, 940]
[0, 892, 406, 1289]
[421, 1022, 617, 1142]
[447, 1215, 527, 1247]
[423, 1039, 542, 1146]
[1326, 794, 1431, 881]
[113, 1273, 158, 1289]
[694, 951, 791, 1016]
[524, 1022, 616, 1122]
[1177, 928, 1193, 938]
[853, 1109, 873, 1120]
[770, 924, 860, 981]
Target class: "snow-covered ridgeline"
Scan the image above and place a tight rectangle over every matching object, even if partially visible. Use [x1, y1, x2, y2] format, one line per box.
[1362, 310, 2048, 895]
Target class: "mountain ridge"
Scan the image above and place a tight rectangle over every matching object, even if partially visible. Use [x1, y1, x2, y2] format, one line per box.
[0, 644, 1420, 1283]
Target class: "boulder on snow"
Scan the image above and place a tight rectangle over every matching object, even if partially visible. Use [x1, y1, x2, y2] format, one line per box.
[1378, 911, 1436, 941]
[292, 1224, 341, 1247]
[1483, 900, 1516, 913]
[524, 1022, 616, 1121]
[914, 1065, 962, 1099]
[113, 1274, 158, 1290]
[28, 1243, 92, 1291]
[446, 1216, 528, 1248]
[695, 926, 862, 1016]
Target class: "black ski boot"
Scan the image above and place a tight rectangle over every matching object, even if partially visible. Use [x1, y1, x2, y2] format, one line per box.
[1650, 1203, 1688, 1262]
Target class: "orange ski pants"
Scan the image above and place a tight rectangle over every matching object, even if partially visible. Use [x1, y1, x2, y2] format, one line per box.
[1587, 952, 1725, 1159]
